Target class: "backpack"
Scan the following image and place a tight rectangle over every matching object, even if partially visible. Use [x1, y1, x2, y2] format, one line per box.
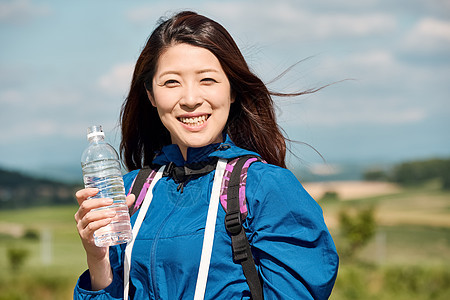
[128, 155, 264, 300]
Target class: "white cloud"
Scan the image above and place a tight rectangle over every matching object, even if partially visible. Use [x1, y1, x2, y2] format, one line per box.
[403, 18, 450, 53]
[126, 5, 162, 24]
[125, 0, 397, 43]
[125, 3, 187, 24]
[0, 89, 24, 104]
[278, 94, 428, 127]
[309, 163, 341, 176]
[275, 43, 449, 128]
[290, 106, 427, 127]
[0, 86, 119, 144]
[344, 50, 396, 67]
[0, 0, 50, 24]
[313, 50, 401, 84]
[206, 1, 396, 41]
[311, 13, 397, 39]
[98, 63, 135, 96]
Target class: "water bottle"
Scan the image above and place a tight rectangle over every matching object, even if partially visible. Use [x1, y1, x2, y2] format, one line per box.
[81, 125, 132, 247]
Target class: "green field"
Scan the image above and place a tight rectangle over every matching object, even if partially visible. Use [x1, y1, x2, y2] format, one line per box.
[0, 205, 85, 299]
[321, 184, 450, 300]
[0, 185, 449, 299]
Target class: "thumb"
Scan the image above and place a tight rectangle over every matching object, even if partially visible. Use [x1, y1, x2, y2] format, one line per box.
[126, 193, 136, 209]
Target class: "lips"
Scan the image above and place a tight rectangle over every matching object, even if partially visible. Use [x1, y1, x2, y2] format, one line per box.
[178, 115, 210, 127]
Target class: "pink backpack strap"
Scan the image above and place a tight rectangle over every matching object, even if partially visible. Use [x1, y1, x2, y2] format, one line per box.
[222, 155, 265, 300]
[128, 168, 159, 215]
[219, 156, 264, 219]
[128, 156, 264, 218]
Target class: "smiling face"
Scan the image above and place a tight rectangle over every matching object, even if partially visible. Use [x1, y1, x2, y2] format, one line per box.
[148, 43, 234, 159]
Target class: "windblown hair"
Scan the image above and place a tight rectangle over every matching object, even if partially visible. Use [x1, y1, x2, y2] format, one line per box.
[121, 11, 303, 170]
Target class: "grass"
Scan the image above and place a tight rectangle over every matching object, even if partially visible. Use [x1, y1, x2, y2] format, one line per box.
[331, 263, 450, 300]
[320, 185, 450, 299]
[0, 205, 86, 299]
[0, 185, 449, 299]
[354, 225, 450, 265]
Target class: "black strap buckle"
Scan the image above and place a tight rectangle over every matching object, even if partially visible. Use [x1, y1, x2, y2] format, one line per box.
[162, 162, 175, 177]
[225, 211, 242, 235]
[232, 239, 249, 261]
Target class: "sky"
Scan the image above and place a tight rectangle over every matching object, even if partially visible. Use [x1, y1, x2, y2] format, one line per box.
[1, 0, 449, 181]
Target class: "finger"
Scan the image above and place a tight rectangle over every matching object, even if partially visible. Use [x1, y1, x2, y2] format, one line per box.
[74, 198, 113, 223]
[79, 217, 114, 240]
[77, 208, 116, 233]
[81, 197, 114, 212]
[126, 193, 136, 209]
[75, 188, 99, 205]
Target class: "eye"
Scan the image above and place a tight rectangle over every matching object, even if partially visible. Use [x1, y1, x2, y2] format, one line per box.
[163, 79, 180, 87]
[200, 78, 217, 85]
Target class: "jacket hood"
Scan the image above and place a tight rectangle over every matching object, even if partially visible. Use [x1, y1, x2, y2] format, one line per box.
[152, 134, 259, 167]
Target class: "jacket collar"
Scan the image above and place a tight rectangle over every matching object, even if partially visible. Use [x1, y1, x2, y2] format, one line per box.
[152, 134, 259, 167]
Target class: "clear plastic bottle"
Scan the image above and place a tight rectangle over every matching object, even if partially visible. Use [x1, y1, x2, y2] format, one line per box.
[81, 125, 132, 247]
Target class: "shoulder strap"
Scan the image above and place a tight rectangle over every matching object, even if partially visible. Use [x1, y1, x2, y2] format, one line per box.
[128, 166, 160, 215]
[124, 165, 165, 299]
[129, 167, 152, 198]
[220, 156, 262, 219]
[224, 156, 264, 300]
[193, 158, 228, 300]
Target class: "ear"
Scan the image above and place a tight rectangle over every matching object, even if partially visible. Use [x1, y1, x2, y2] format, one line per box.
[230, 90, 236, 104]
[146, 89, 157, 107]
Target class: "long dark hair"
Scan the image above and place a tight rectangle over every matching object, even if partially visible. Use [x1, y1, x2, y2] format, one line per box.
[121, 11, 307, 170]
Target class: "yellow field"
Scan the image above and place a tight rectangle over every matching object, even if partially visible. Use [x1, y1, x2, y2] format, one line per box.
[304, 181, 450, 229]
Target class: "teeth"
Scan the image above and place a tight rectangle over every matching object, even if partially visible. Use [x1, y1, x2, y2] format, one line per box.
[179, 115, 208, 126]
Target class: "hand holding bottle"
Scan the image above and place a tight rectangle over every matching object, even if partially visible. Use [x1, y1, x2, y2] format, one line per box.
[74, 187, 135, 290]
[81, 125, 133, 247]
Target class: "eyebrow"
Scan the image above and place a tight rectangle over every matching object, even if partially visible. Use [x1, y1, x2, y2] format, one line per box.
[197, 68, 219, 75]
[157, 68, 220, 78]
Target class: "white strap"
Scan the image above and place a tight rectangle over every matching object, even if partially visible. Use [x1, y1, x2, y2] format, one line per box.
[123, 166, 165, 299]
[193, 158, 227, 300]
[122, 159, 227, 300]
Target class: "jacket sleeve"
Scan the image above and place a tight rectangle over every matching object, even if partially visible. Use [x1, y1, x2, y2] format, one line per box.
[73, 171, 139, 299]
[245, 164, 339, 300]
[73, 245, 125, 299]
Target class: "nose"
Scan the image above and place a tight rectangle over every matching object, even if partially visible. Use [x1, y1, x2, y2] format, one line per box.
[179, 84, 202, 109]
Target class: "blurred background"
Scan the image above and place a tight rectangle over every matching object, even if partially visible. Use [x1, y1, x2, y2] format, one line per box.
[1, 0, 449, 299]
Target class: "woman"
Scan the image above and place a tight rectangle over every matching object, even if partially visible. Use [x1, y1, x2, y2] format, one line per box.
[74, 11, 338, 299]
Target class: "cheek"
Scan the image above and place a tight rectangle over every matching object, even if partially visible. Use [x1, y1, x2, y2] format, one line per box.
[152, 90, 176, 113]
[211, 86, 233, 107]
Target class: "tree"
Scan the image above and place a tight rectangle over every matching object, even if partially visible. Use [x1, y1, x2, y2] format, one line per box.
[391, 158, 450, 189]
[7, 246, 29, 272]
[363, 169, 389, 181]
[338, 205, 376, 260]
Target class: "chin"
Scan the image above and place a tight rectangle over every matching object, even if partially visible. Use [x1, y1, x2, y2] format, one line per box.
[184, 136, 221, 149]
[186, 141, 211, 149]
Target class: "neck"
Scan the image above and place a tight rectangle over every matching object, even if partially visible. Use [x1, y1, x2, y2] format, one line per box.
[179, 146, 188, 161]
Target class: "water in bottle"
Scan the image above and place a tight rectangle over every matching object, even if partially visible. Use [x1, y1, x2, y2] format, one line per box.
[81, 125, 132, 247]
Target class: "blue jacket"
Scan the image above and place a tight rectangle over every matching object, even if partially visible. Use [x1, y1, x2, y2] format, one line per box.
[74, 136, 338, 299]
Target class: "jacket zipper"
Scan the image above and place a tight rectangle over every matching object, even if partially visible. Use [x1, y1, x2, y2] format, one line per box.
[150, 187, 182, 300]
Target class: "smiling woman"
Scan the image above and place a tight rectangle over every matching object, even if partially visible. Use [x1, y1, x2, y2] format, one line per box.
[120, 11, 294, 170]
[73, 10, 338, 300]
[147, 43, 234, 157]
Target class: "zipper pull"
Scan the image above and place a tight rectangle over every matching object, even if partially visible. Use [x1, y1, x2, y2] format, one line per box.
[177, 182, 184, 193]
[217, 144, 231, 151]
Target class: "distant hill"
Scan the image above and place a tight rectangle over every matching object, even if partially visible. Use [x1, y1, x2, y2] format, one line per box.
[0, 167, 82, 210]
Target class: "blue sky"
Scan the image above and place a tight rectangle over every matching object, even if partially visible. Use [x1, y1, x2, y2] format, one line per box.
[1, 0, 449, 180]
